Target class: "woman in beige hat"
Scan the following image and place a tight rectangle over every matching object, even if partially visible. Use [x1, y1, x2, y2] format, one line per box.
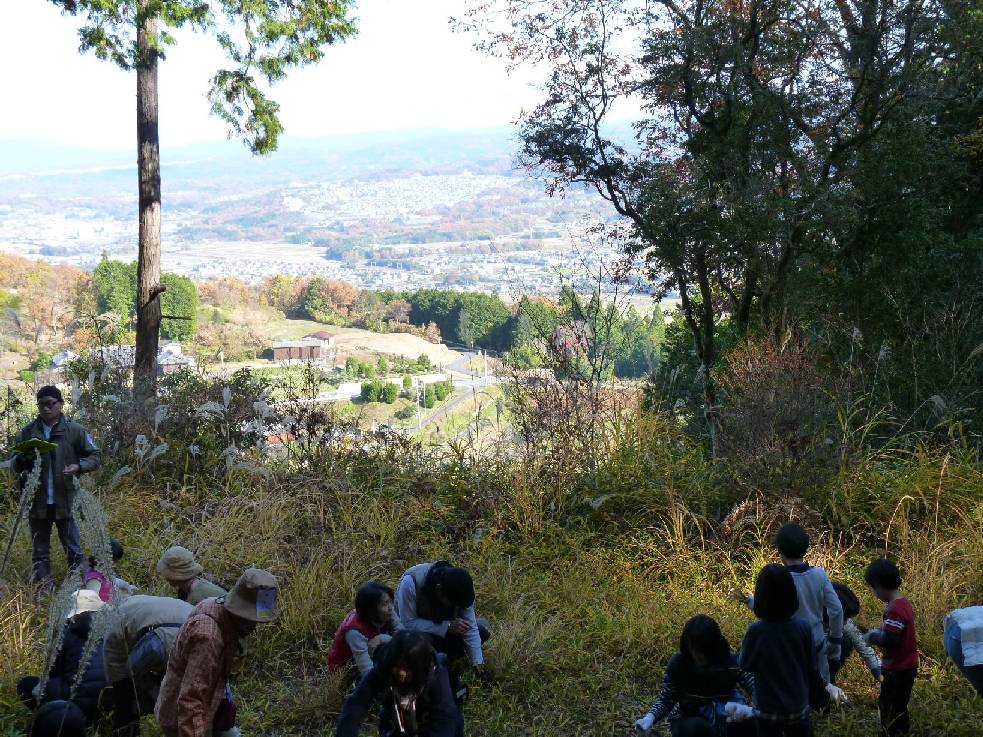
[156, 545, 227, 604]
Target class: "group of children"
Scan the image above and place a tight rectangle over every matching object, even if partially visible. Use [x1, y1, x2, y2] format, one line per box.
[632, 524, 919, 737]
[13, 524, 983, 737]
[326, 560, 494, 737]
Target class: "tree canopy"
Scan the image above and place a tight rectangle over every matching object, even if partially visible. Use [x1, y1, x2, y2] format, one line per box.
[51, 0, 357, 154]
[92, 258, 199, 342]
[464, 0, 983, 440]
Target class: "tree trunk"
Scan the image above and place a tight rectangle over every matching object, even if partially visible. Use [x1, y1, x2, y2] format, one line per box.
[134, 5, 162, 398]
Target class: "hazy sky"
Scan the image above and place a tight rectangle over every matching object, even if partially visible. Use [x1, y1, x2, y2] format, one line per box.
[0, 1, 542, 149]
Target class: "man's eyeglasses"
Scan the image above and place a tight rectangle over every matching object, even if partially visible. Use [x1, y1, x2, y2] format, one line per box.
[37, 400, 62, 409]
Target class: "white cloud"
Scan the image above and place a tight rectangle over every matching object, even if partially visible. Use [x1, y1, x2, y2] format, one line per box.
[0, 0, 542, 149]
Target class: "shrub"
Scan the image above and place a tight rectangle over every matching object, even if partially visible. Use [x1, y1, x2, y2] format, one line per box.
[380, 383, 398, 404]
[360, 380, 381, 403]
[29, 352, 53, 372]
[715, 337, 836, 496]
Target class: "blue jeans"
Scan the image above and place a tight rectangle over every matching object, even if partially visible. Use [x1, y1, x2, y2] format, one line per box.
[128, 630, 169, 711]
[113, 630, 170, 735]
[944, 620, 983, 698]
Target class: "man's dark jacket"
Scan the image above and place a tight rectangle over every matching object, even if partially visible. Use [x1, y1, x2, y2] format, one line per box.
[12, 415, 101, 519]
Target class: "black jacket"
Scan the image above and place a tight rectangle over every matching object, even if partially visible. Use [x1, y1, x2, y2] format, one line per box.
[739, 617, 824, 719]
[335, 656, 462, 737]
[46, 612, 113, 722]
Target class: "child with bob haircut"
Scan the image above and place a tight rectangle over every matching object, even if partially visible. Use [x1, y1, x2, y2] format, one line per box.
[634, 614, 754, 736]
[329, 581, 402, 677]
[862, 559, 918, 737]
[335, 630, 463, 737]
[739, 564, 833, 737]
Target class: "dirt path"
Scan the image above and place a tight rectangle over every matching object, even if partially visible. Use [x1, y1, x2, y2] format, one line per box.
[332, 329, 460, 366]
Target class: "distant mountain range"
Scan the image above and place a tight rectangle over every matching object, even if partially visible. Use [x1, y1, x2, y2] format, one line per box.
[0, 127, 528, 181]
[0, 121, 640, 183]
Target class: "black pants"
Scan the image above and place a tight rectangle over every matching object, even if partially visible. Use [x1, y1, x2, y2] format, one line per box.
[959, 663, 983, 698]
[29, 506, 84, 584]
[879, 667, 917, 736]
[112, 677, 144, 737]
[429, 618, 491, 664]
[668, 716, 756, 737]
[828, 636, 856, 684]
[17, 676, 41, 710]
[754, 718, 812, 737]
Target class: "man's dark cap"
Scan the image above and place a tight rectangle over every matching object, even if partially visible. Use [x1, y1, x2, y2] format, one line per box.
[36, 386, 63, 403]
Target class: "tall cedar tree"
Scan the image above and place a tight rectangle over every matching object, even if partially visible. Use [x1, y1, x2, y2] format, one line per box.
[51, 0, 356, 396]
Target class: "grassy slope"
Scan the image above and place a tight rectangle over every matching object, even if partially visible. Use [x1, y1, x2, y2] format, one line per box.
[1, 426, 982, 737]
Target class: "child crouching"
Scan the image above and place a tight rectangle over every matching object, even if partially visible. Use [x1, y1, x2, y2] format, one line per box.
[328, 581, 402, 678]
[634, 614, 754, 736]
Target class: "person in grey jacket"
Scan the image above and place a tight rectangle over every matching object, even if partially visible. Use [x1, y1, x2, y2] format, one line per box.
[11, 386, 102, 587]
[828, 582, 882, 684]
[102, 594, 193, 735]
[394, 561, 493, 688]
[737, 524, 843, 684]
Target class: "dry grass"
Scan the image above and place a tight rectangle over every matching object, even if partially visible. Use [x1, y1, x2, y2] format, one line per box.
[2, 409, 982, 736]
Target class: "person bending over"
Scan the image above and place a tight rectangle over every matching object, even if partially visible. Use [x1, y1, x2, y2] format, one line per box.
[335, 631, 464, 737]
[394, 561, 492, 688]
[634, 614, 754, 737]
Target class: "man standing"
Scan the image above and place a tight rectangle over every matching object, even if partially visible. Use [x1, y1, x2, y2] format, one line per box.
[155, 568, 279, 737]
[394, 560, 493, 688]
[12, 386, 101, 587]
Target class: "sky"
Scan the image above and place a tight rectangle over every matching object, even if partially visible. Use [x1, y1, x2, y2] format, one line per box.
[0, 1, 543, 149]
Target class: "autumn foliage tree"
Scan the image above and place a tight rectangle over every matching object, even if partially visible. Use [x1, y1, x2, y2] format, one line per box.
[463, 0, 978, 450]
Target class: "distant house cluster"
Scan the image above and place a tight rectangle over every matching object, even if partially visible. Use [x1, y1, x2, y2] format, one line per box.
[49, 341, 196, 377]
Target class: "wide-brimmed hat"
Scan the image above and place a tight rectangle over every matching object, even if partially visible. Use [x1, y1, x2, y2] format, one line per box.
[65, 589, 105, 619]
[222, 568, 279, 623]
[156, 545, 203, 582]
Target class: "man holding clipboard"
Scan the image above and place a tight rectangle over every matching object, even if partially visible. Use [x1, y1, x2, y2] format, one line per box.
[10, 385, 102, 589]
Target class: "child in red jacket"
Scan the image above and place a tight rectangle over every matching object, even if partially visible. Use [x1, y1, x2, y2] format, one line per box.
[328, 581, 401, 677]
[863, 559, 918, 737]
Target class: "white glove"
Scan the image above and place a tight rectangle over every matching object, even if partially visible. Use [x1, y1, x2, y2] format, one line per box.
[825, 683, 848, 705]
[634, 714, 655, 732]
[724, 702, 755, 722]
